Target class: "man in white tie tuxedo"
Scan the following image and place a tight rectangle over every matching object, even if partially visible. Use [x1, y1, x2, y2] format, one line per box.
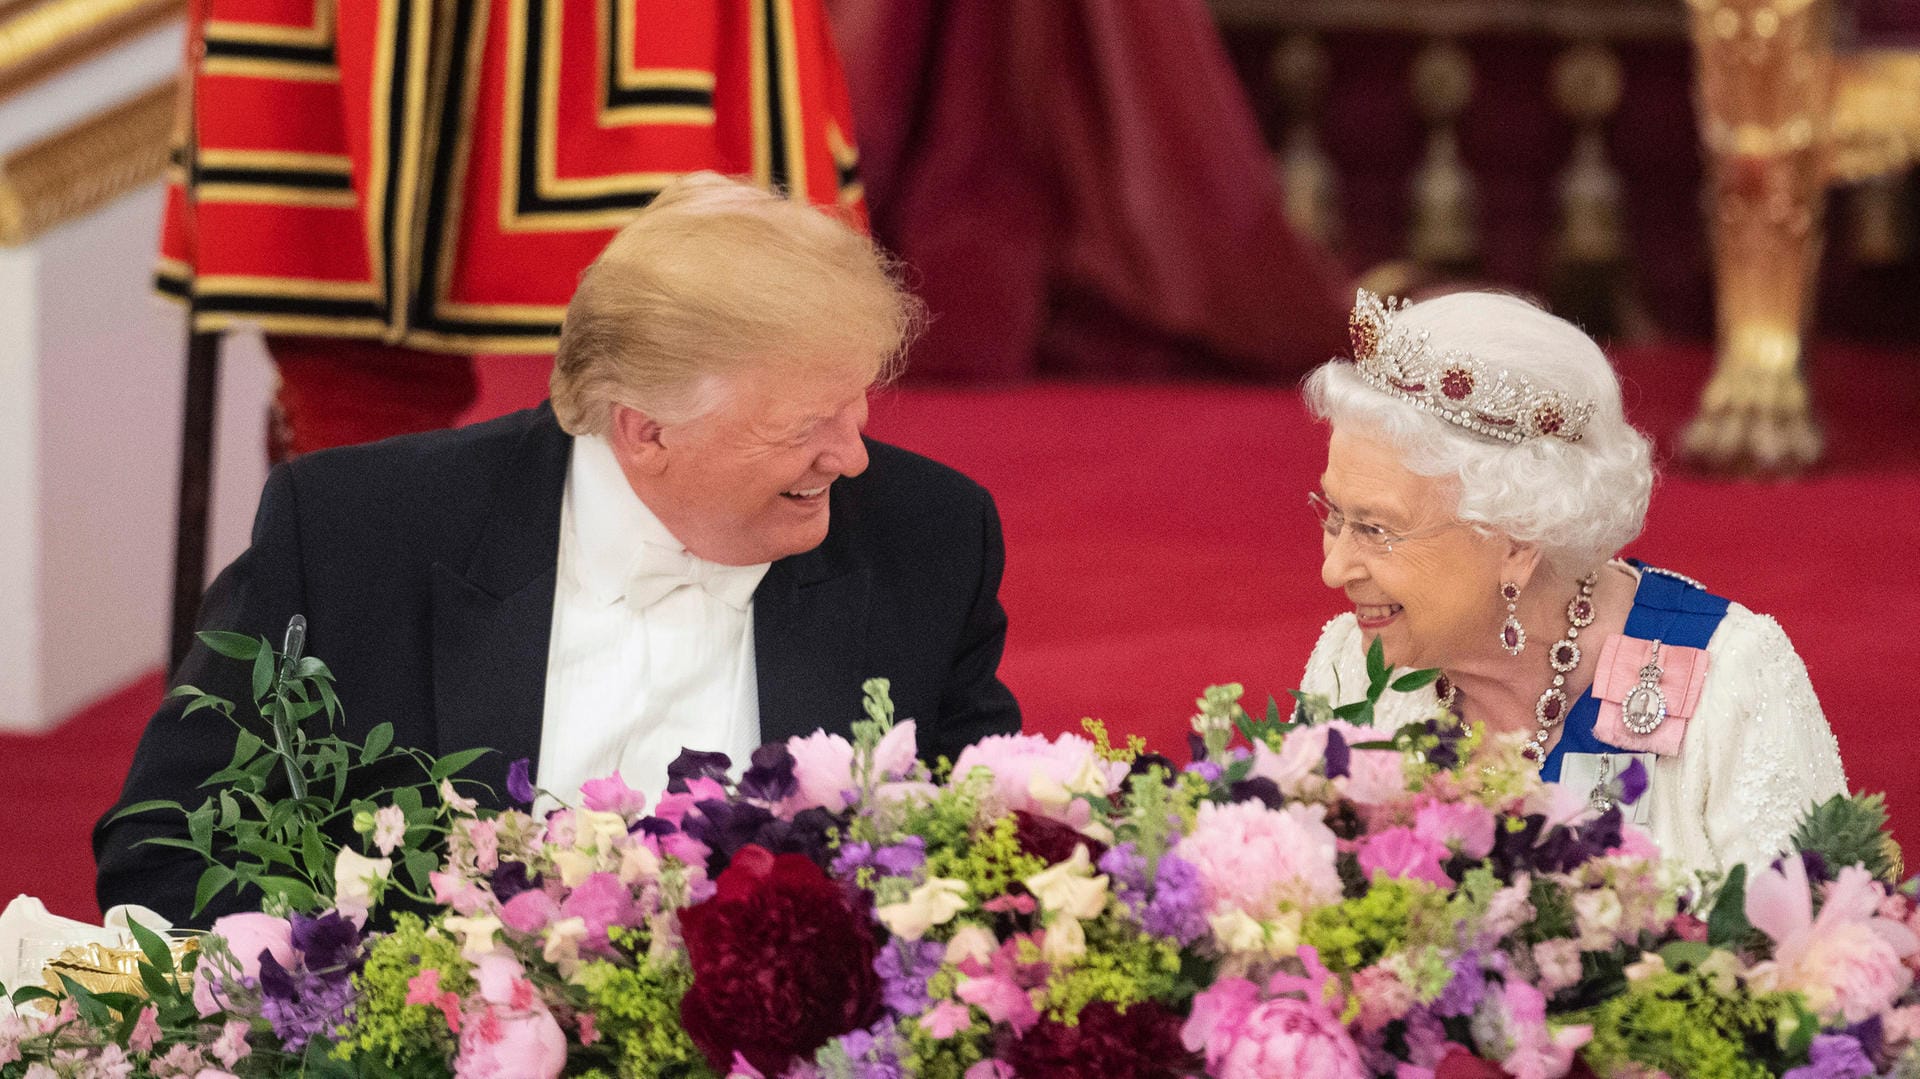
[97, 174, 1021, 924]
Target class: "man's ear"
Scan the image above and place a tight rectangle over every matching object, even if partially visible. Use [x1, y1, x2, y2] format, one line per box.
[608, 404, 669, 476]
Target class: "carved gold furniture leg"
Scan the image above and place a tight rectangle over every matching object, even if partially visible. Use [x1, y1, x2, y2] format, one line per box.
[1683, 0, 1831, 473]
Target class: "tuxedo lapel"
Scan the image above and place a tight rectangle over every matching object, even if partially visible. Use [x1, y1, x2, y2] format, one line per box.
[430, 409, 571, 801]
[754, 522, 870, 746]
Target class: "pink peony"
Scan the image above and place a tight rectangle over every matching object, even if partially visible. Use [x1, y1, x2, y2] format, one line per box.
[1747, 859, 1918, 1022]
[579, 774, 649, 817]
[1176, 801, 1344, 920]
[206, 912, 294, 978]
[1357, 827, 1454, 888]
[454, 1004, 566, 1079]
[950, 733, 1125, 826]
[1414, 799, 1496, 860]
[779, 720, 924, 815]
[1184, 981, 1368, 1079]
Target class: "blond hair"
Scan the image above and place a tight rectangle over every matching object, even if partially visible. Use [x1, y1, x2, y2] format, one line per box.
[550, 172, 921, 433]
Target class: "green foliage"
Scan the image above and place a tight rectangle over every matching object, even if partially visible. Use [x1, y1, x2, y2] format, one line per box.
[1286, 638, 1444, 733]
[918, 810, 1047, 903]
[110, 621, 486, 915]
[1301, 879, 1448, 973]
[1575, 964, 1807, 1079]
[572, 953, 714, 1079]
[1794, 792, 1904, 885]
[336, 913, 470, 1074]
[1042, 918, 1192, 1020]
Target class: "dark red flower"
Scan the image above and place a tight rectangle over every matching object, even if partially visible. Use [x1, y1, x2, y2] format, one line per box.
[1004, 999, 1195, 1079]
[678, 845, 882, 1075]
[1014, 810, 1108, 865]
[1433, 1046, 1512, 1079]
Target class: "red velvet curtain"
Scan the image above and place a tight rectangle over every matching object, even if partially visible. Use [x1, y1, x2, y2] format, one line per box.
[828, 0, 1352, 381]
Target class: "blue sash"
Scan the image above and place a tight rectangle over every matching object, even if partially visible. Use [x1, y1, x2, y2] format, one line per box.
[1539, 563, 1732, 783]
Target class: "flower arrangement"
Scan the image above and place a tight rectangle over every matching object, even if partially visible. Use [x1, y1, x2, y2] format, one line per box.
[5, 635, 1917, 1078]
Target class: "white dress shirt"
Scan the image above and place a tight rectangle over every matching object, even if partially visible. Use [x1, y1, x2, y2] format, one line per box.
[536, 435, 770, 805]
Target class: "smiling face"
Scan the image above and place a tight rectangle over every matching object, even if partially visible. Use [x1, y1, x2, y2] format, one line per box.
[610, 361, 875, 566]
[1318, 426, 1528, 670]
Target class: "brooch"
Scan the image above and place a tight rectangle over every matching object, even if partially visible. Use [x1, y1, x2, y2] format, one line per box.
[1621, 640, 1669, 735]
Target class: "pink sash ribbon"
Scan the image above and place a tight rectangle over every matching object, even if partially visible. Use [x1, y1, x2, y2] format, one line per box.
[1590, 635, 1711, 756]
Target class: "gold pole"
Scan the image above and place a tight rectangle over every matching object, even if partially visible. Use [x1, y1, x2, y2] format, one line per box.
[1682, 0, 1832, 474]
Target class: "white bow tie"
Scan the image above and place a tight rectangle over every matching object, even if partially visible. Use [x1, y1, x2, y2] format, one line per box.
[622, 543, 767, 612]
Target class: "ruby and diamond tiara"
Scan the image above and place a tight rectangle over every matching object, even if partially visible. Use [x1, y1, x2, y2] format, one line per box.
[1342, 288, 1594, 445]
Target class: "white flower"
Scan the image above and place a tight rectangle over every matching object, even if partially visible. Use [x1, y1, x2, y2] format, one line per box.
[549, 849, 595, 889]
[1023, 845, 1108, 920]
[876, 878, 971, 941]
[944, 924, 998, 966]
[371, 805, 406, 856]
[443, 914, 503, 962]
[618, 844, 661, 886]
[333, 848, 393, 922]
[575, 810, 629, 854]
[1042, 916, 1087, 963]
[542, 916, 588, 975]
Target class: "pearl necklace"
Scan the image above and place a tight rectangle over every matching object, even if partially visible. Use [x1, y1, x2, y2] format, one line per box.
[1435, 573, 1598, 763]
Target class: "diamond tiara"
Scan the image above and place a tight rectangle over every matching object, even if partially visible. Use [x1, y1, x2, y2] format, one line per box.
[1342, 288, 1594, 445]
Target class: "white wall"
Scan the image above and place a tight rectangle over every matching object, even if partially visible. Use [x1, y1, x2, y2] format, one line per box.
[0, 183, 274, 731]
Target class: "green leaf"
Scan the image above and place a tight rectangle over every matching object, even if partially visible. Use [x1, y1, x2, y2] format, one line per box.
[197, 631, 263, 660]
[361, 722, 394, 764]
[1390, 668, 1442, 693]
[1265, 696, 1282, 726]
[301, 825, 330, 880]
[10, 984, 56, 1007]
[429, 747, 491, 783]
[187, 805, 215, 848]
[192, 865, 237, 915]
[251, 647, 275, 704]
[392, 786, 422, 814]
[107, 798, 183, 822]
[256, 874, 320, 911]
[126, 917, 174, 975]
[1332, 701, 1369, 721]
[137, 836, 212, 855]
[227, 729, 267, 768]
[404, 849, 437, 890]
[1707, 863, 1751, 946]
[217, 790, 241, 830]
[56, 974, 117, 1027]
[1656, 940, 1713, 970]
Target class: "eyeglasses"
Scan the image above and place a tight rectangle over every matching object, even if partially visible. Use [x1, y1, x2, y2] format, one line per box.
[1308, 491, 1451, 554]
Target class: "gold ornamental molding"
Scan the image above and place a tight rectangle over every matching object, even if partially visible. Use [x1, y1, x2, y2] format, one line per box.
[0, 77, 177, 245]
[0, 0, 183, 102]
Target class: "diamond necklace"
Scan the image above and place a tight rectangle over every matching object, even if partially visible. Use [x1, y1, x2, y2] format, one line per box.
[1435, 573, 1598, 763]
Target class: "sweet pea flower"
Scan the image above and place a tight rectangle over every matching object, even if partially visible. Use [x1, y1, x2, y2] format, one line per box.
[579, 773, 649, 817]
[1040, 916, 1087, 963]
[541, 916, 589, 973]
[954, 974, 1040, 1033]
[574, 809, 631, 853]
[440, 779, 479, 815]
[1414, 799, 1497, 860]
[944, 924, 999, 966]
[443, 913, 504, 961]
[560, 872, 640, 956]
[499, 888, 561, 934]
[207, 912, 295, 979]
[920, 1000, 973, 1039]
[876, 877, 971, 941]
[1532, 939, 1585, 996]
[333, 847, 393, 923]
[618, 842, 662, 885]
[548, 849, 596, 889]
[1747, 858, 1918, 1022]
[430, 870, 490, 915]
[1023, 844, 1109, 920]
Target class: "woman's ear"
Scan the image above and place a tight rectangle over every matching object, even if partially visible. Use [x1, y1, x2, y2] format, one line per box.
[607, 404, 669, 476]
[1502, 539, 1547, 593]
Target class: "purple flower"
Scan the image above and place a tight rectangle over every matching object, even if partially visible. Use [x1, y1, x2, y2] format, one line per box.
[1431, 953, 1489, 1018]
[1324, 728, 1351, 779]
[1229, 777, 1284, 809]
[1617, 756, 1649, 806]
[490, 860, 540, 902]
[1141, 851, 1208, 946]
[739, 743, 798, 803]
[827, 1021, 910, 1078]
[667, 749, 733, 792]
[874, 938, 947, 1014]
[256, 942, 360, 1052]
[506, 758, 535, 805]
[1784, 1034, 1875, 1079]
[834, 837, 928, 881]
[1185, 760, 1224, 784]
[1098, 844, 1151, 918]
[289, 911, 360, 974]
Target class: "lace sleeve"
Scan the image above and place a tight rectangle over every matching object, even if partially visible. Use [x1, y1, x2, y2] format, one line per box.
[1694, 609, 1848, 871]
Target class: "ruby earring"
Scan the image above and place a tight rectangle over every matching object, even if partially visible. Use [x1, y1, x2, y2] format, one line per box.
[1499, 582, 1526, 655]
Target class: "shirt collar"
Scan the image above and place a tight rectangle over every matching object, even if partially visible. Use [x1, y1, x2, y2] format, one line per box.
[564, 434, 771, 607]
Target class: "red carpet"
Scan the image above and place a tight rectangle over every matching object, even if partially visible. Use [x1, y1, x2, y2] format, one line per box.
[6, 342, 1916, 922]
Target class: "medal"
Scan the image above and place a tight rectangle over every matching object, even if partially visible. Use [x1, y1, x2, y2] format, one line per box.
[1621, 639, 1669, 735]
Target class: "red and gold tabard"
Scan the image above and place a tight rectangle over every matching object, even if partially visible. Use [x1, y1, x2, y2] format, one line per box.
[157, 0, 866, 355]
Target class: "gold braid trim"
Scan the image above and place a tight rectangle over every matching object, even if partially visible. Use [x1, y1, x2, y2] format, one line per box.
[0, 0, 183, 101]
[0, 77, 176, 246]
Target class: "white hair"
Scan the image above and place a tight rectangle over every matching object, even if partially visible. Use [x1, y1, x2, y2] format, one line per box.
[1303, 292, 1655, 576]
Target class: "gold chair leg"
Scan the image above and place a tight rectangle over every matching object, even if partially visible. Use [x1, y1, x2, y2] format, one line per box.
[1683, 0, 1832, 474]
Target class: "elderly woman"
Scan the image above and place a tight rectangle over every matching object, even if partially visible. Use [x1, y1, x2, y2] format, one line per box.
[1299, 289, 1845, 874]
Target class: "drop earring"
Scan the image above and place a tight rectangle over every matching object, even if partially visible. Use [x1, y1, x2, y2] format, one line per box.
[1499, 581, 1526, 655]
